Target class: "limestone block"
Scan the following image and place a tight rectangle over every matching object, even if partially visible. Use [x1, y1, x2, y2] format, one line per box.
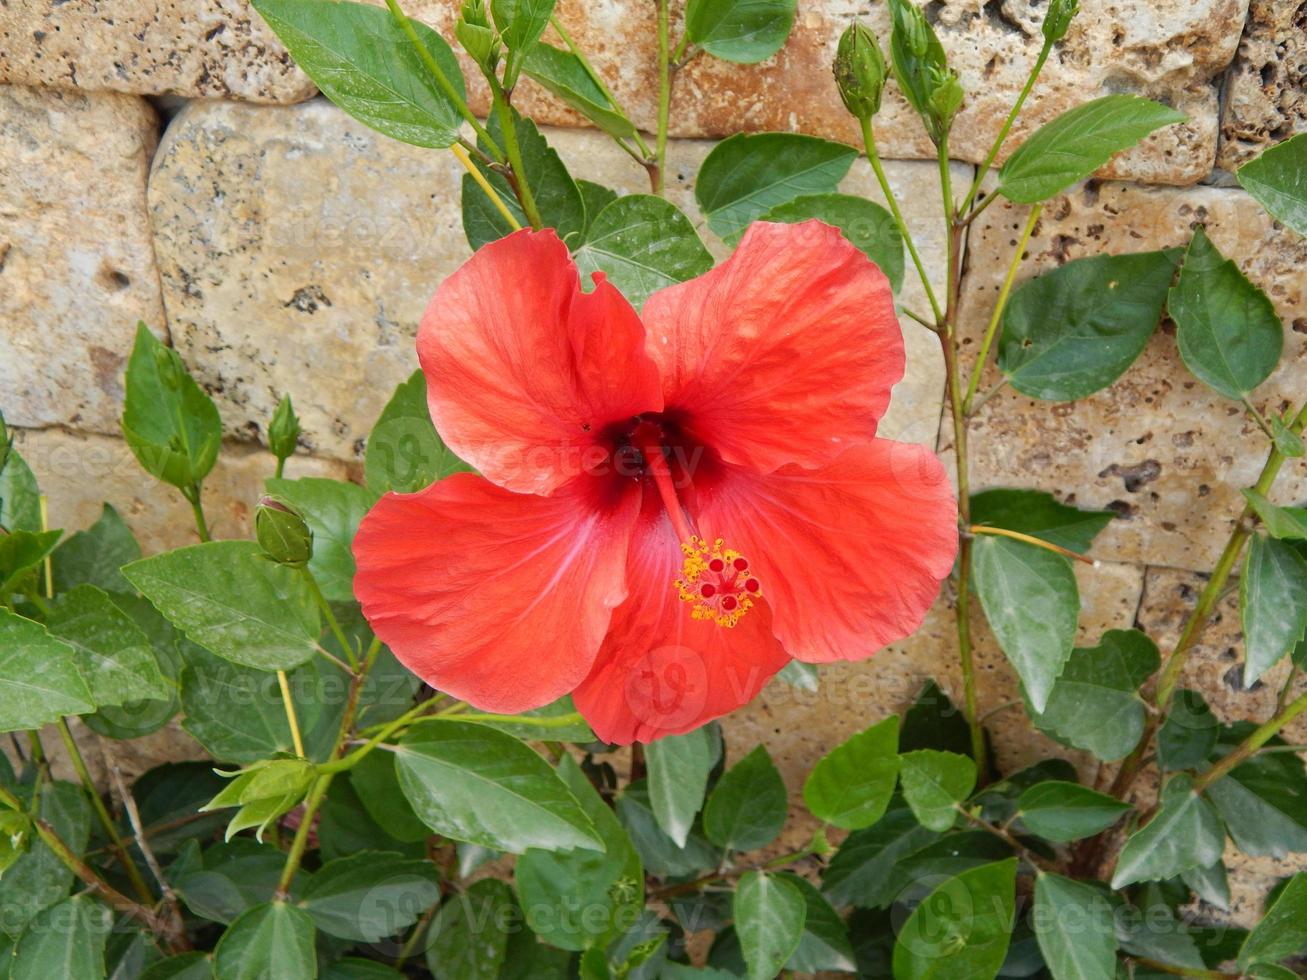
[956, 181, 1307, 572]
[0, 85, 164, 434]
[0, 0, 313, 103]
[11, 427, 351, 554]
[725, 560, 1146, 852]
[1217, 0, 1307, 172]
[408, 0, 1238, 186]
[148, 98, 956, 459]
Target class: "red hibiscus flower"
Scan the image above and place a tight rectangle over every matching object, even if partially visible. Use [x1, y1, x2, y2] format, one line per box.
[352, 220, 958, 744]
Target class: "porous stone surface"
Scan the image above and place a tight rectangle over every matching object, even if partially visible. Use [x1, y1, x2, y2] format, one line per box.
[956, 181, 1307, 572]
[11, 427, 351, 553]
[413, 0, 1239, 186]
[728, 561, 1146, 854]
[148, 98, 957, 459]
[0, 0, 313, 103]
[1217, 0, 1307, 172]
[0, 86, 165, 434]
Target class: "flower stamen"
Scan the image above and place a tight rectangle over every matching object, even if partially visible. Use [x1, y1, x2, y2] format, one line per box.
[676, 536, 761, 628]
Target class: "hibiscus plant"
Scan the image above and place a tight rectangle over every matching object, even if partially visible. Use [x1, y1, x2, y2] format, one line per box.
[3, 0, 1307, 976]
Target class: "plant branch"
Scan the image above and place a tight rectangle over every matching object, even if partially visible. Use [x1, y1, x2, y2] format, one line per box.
[276, 670, 306, 758]
[653, 0, 673, 195]
[969, 524, 1097, 566]
[550, 15, 652, 160]
[964, 809, 1057, 871]
[963, 204, 1041, 412]
[490, 87, 544, 228]
[451, 143, 522, 230]
[302, 568, 357, 670]
[182, 483, 211, 542]
[1193, 687, 1307, 794]
[861, 117, 944, 323]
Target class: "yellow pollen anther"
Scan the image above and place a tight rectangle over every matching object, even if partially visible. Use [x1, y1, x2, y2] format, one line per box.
[675, 536, 762, 628]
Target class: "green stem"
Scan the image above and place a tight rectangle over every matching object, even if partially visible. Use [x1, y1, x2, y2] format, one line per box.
[958, 40, 1052, 215]
[965, 811, 1055, 871]
[382, 0, 503, 162]
[55, 719, 154, 904]
[274, 775, 331, 899]
[650, 847, 814, 900]
[939, 133, 955, 222]
[302, 569, 357, 670]
[451, 711, 586, 729]
[184, 484, 211, 542]
[273, 457, 285, 480]
[1193, 687, 1307, 794]
[963, 204, 1041, 412]
[491, 88, 544, 228]
[861, 117, 943, 324]
[654, 0, 672, 195]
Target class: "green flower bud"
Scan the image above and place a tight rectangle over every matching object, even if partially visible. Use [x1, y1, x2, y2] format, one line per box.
[267, 394, 300, 463]
[926, 66, 964, 131]
[833, 22, 888, 122]
[457, 0, 501, 74]
[255, 495, 313, 568]
[202, 759, 316, 843]
[1042, 0, 1079, 43]
[153, 345, 184, 392]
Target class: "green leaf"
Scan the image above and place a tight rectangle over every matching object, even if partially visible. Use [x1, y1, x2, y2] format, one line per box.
[734, 872, 806, 980]
[516, 755, 643, 950]
[1030, 629, 1158, 761]
[695, 133, 857, 242]
[213, 901, 317, 980]
[1181, 860, 1231, 911]
[616, 780, 720, 879]
[491, 0, 555, 55]
[139, 952, 214, 980]
[892, 859, 1017, 980]
[760, 193, 904, 293]
[173, 838, 305, 924]
[997, 250, 1178, 400]
[971, 489, 1114, 555]
[573, 195, 714, 309]
[779, 874, 856, 973]
[1204, 722, 1307, 857]
[393, 719, 602, 854]
[1238, 872, 1307, 969]
[1157, 689, 1219, 771]
[1237, 132, 1307, 238]
[522, 43, 636, 140]
[1241, 534, 1307, 684]
[179, 648, 323, 763]
[364, 370, 470, 496]
[1271, 417, 1306, 458]
[578, 180, 619, 236]
[300, 850, 440, 942]
[463, 110, 585, 249]
[776, 659, 819, 691]
[973, 759, 1079, 824]
[1111, 774, 1225, 888]
[971, 535, 1080, 713]
[645, 724, 721, 847]
[999, 96, 1186, 203]
[1117, 887, 1206, 970]
[1033, 873, 1116, 980]
[1243, 490, 1307, 541]
[124, 541, 320, 671]
[51, 503, 140, 593]
[898, 749, 976, 831]
[803, 716, 900, 830]
[821, 801, 940, 908]
[0, 445, 41, 533]
[0, 529, 61, 594]
[1168, 227, 1282, 400]
[1016, 781, 1130, 842]
[121, 322, 222, 490]
[317, 776, 424, 863]
[11, 895, 112, 980]
[0, 609, 95, 732]
[252, 0, 465, 149]
[1246, 964, 1302, 980]
[264, 477, 373, 603]
[684, 0, 796, 63]
[426, 879, 516, 980]
[45, 585, 168, 708]
[900, 679, 972, 756]
[702, 745, 787, 851]
[322, 960, 406, 980]
[350, 751, 431, 843]
[0, 782, 90, 939]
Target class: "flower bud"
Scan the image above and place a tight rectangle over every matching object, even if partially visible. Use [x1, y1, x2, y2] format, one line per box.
[833, 22, 888, 122]
[1042, 0, 1079, 43]
[202, 759, 316, 842]
[457, 0, 501, 75]
[255, 495, 313, 568]
[927, 66, 964, 131]
[267, 394, 300, 463]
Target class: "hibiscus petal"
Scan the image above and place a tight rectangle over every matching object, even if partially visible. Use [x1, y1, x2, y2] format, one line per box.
[573, 501, 790, 744]
[353, 472, 640, 713]
[697, 440, 957, 662]
[418, 229, 663, 495]
[641, 220, 902, 473]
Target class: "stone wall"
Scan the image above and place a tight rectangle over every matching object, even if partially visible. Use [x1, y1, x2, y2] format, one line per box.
[2, 0, 1306, 928]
